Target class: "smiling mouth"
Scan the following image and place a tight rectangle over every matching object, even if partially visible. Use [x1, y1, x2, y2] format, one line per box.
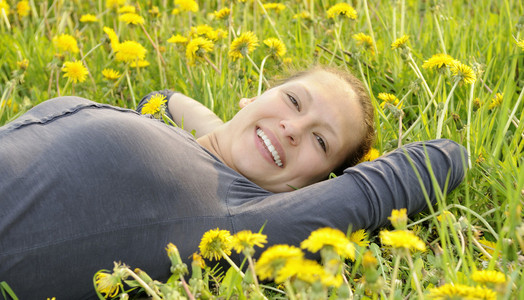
[256, 128, 283, 167]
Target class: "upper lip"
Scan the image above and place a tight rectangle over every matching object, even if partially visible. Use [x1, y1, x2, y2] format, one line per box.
[258, 126, 286, 167]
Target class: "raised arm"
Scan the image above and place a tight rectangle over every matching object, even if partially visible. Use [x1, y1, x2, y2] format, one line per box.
[137, 90, 224, 138]
[229, 139, 467, 248]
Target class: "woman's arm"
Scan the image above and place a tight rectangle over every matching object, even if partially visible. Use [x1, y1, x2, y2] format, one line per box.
[136, 90, 223, 138]
[168, 93, 224, 138]
[229, 139, 468, 250]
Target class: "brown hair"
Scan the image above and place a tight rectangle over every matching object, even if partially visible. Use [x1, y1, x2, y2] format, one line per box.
[275, 65, 375, 175]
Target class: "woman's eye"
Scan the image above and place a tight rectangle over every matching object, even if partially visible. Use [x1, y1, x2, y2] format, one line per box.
[287, 94, 300, 111]
[315, 134, 327, 152]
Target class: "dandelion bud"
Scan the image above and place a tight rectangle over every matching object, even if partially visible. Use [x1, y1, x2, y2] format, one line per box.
[134, 268, 153, 284]
[388, 208, 408, 230]
[191, 253, 205, 279]
[166, 243, 188, 276]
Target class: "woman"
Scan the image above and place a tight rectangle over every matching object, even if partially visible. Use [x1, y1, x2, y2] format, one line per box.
[0, 66, 466, 299]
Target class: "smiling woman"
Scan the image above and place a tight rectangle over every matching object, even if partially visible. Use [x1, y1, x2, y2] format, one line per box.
[200, 67, 374, 192]
[0, 66, 467, 298]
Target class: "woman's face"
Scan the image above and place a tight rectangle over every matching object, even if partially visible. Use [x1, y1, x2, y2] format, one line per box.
[217, 70, 365, 192]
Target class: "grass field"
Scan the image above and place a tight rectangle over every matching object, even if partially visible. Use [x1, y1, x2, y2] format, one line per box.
[1, 0, 523, 299]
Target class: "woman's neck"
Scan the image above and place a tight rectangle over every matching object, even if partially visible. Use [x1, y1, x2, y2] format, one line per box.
[197, 131, 223, 162]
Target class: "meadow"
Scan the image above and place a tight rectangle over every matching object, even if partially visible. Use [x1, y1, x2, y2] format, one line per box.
[1, 0, 523, 299]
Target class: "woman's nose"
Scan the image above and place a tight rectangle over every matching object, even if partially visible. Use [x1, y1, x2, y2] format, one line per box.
[280, 119, 302, 146]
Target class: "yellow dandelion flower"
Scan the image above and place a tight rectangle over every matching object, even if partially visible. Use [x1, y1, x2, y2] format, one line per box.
[436, 210, 455, 223]
[275, 258, 324, 284]
[362, 250, 378, 268]
[379, 230, 426, 252]
[488, 92, 503, 109]
[94, 262, 126, 298]
[53, 34, 79, 54]
[293, 11, 311, 20]
[428, 283, 497, 300]
[321, 273, 343, 288]
[472, 270, 506, 285]
[17, 1, 30, 17]
[262, 3, 286, 14]
[141, 93, 167, 115]
[378, 92, 400, 109]
[388, 208, 408, 230]
[171, 8, 180, 15]
[263, 37, 286, 58]
[450, 60, 476, 85]
[256, 244, 304, 280]
[214, 7, 230, 19]
[353, 32, 375, 54]
[0, 1, 10, 16]
[17, 59, 29, 69]
[118, 5, 135, 13]
[349, 229, 369, 247]
[199, 228, 233, 261]
[80, 14, 98, 22]
[119, 13, 144, 25]
[391, 35, 409, 50]
[478, 239, 498, 260]
[360, 148, 380, 162]
[215, 28, 228, 40]
[192, 252, 206, 269]
[62, 60, 89, 83]
[232, 230, 267, 253]
[94, 272, 122, 298]
[190, 24, 218, 41]
[167, 34, 188, 44]
[115, 40, 147, 63]
[130, 59, 149, 68]
[283, 57, 292, 65]
[229, 31, 259, 60]
[185, 37, 214, 65]
[422, 53, 455, 70]
[106, 0, 126, 10]
[301, 227, 355, 260]
[102, 68, 121, 80]
[103, 26, 120, 51]
[327, 3, 357, 19]
[148, 5, 160, 15]
[516, 39, 524, 50]
[175, 0, 198, 12]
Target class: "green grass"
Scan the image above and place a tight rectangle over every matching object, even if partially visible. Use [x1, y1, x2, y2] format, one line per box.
[1, 0, 524, 299]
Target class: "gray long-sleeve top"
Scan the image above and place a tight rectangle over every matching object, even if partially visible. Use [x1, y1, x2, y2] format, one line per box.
[0, 96, 467, 299]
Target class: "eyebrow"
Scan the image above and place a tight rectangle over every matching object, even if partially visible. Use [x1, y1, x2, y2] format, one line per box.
[296, 83, 338, 155]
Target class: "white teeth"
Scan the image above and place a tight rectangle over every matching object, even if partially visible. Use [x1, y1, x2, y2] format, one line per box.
[256, 128, 283, 167]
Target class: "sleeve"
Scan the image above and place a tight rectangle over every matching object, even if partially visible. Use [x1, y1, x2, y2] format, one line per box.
[230, 139, 467, 249]
[136, 89, 176, 123]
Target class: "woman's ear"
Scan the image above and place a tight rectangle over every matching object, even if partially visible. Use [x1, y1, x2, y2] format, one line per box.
[238, 97, 256, 108]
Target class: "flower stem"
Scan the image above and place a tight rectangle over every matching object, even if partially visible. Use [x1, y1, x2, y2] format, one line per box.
[203, 55, 221, 75]
[246, 54, 269, 87]
[388, 254, 401, 300]
[219, 249, 245, 277]
[432, 13, 447, 54]
[257, 55, 270, 96]
[179, 274, 196, 300]
[362, 0, 379, 55]
[284, 279, 298, 300]
[466, 81, 475, 168]
[405, 254, 424, 299]
[124, 269, 161, 300]
[246, 254, 267, 299]
[403, 75, 442, 137]
[436, 80, 459, 139]
[125, 70, 136, 108]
